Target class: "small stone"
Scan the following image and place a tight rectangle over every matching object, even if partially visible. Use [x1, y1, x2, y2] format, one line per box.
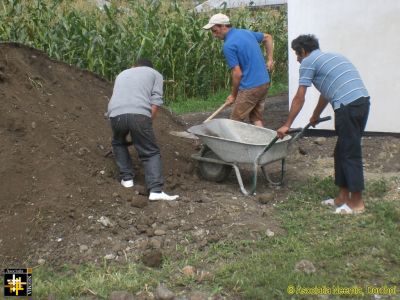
[133, 238, 149, 250]
[266, 229, 275, 237]
[134, 184, 148, 196]
[294, 259, 316, 274]
[79, 244, 89, 252]
[257, 192, 274, 204]
[78, 147, 90, 156]
[187, 292, 208, 300]
[104, 254, 116, 260]
[130, 197, 148, 208]
[142, 249, 162, 268]
[193, 228, 205, 239]
[298, 146, 307, 155]
[38, 258, 46, 265]
[108, 291, 134, 300]
[98, 216, 113, 227]
[31, 122, 36, 129]
[314, 137, 326, 145]
[149, 238, 162, 249]
[155, 283, 175, 300]
[182, 265, 196, 277]
[196, 270, 213, 282]
[154, 229, 166, 236]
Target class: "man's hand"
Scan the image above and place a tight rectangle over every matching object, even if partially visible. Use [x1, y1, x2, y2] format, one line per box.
[151, 104, 159, 119]
[277, 125, 290, 139]
[309, 114, 320, 127]
[225, 94, 236, 106]
[267, 59, 275, 73]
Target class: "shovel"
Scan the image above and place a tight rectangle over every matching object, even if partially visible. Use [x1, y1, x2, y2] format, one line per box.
[169, 102, 228, 139]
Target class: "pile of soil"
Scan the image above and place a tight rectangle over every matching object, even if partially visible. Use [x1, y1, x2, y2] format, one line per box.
[1, 43, 399, 268]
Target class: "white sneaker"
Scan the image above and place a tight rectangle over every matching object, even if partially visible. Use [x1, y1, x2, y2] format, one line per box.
[149, 192, 179, 201]
[121, 179, 134, 188]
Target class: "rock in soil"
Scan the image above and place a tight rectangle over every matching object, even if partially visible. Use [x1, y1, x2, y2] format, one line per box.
[142, 249, 163, 268]
[108, 291, 134, 300]
[294, 259, 316, 274]
[155, 284, 175, 300]
[257, 192, 274, 204]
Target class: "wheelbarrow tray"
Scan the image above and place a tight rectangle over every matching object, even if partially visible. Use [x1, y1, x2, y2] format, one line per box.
[187, 119, 292, 165]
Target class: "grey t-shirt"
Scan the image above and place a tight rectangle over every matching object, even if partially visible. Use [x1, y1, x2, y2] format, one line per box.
[107, 66, 163, 118]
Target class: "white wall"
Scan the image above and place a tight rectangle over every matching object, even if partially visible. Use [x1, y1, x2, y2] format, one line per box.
[288, 0, 400, 132]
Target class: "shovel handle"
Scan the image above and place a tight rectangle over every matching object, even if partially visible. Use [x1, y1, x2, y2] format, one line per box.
[203, 103, 228, 123]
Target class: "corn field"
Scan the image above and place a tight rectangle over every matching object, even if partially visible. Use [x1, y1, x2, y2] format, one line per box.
[0, 0, 287, 102]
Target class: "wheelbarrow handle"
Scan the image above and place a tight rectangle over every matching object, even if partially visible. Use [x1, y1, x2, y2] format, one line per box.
[303, 116, 332, 131]
[317, 116, 332, 123]
[289, 116, 332, 143]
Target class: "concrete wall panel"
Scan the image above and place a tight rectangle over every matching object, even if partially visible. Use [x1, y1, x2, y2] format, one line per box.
[288, 0, 400, 132]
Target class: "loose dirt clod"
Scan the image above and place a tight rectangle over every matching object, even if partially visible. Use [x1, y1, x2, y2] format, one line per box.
[142, 249, 163, 268]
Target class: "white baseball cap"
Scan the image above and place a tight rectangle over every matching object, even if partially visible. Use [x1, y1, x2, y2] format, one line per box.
[203, 13, 230, 30]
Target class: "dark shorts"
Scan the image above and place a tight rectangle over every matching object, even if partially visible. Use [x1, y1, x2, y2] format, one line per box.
[230, 83, 269, 123]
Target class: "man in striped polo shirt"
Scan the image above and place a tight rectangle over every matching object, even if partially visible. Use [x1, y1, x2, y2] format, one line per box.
[277, 34, 370, 214]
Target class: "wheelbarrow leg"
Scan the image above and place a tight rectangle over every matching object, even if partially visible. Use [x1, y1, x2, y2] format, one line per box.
[261, 159, 286, 186]
[231, 164, 252, 196]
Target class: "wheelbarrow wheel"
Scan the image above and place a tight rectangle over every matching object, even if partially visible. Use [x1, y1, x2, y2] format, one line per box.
[198, 148, 232, 182]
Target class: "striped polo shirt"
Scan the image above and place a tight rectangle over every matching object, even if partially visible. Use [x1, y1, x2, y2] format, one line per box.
[299, 49, 369, 110]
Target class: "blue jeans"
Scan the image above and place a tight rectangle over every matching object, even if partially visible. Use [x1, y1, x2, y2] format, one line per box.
[110, 114, 163, 193]
[334, 97, 370, 192]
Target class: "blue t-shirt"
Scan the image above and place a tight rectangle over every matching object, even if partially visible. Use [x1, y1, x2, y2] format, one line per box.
[299, 49, 369, 110]
[223, 28, 270, 90]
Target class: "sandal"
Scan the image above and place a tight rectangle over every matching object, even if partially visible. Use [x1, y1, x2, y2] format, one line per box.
[333, 204, 365, 215]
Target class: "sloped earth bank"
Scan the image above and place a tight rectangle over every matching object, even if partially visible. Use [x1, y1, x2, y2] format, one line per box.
[1, 43, 399, 273]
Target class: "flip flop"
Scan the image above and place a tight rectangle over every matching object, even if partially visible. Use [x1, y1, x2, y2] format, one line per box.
[333, 204, 365, 215]
[321, 198, 335, 206]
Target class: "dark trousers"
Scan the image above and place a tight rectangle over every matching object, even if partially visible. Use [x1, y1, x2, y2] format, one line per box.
[334, 97, 370, 192]
[110, 114, 163, 193]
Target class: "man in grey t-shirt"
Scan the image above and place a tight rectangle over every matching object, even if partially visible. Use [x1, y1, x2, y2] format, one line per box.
[107, 59, 179, 201]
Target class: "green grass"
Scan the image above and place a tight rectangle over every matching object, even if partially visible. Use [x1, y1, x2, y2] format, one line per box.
[32, 177, 400, 299]
[167, 81, 288, 114]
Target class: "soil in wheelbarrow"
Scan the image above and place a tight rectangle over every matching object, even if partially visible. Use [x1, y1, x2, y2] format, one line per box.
[1, 42, 399, 268]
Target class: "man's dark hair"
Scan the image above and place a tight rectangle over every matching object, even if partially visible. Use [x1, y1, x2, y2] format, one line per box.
[135, 58, 153, 68]
[291, 34, 320, 54]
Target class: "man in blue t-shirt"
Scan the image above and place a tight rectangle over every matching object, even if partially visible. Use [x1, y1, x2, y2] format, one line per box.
[203, 13, 274, 127]
[277, 34, 370, 215]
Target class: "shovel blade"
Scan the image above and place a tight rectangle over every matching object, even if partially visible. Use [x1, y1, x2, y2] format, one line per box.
[169, 131, 199, 140]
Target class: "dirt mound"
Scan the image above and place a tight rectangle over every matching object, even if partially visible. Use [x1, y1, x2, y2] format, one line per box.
[1, 43, 282, 267]
[0, 43, 195, 265]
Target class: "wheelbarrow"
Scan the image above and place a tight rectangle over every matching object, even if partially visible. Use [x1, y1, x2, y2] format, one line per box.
[187, 116, 331, 195]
